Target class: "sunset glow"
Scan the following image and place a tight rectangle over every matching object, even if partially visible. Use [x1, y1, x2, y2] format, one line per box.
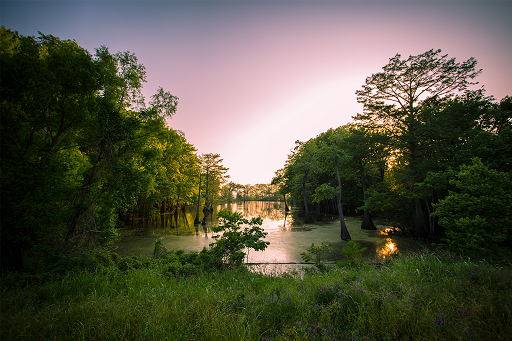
[379, 238, 398, 258]
[3, 0, 511, 185]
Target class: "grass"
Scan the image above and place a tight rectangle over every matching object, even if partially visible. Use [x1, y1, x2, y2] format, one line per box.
[1, 251, 511, 341]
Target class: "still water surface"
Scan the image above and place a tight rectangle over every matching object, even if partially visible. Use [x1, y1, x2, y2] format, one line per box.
[114, 201, 424, 264]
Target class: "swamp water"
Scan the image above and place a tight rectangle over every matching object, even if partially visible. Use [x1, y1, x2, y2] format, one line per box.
[114, 201, 425, 269]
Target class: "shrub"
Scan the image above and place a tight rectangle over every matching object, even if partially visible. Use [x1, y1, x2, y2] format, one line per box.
[209, 209, 269, 267]
[337, 240, 367, 267]
[153, 237, 168, 258]
[301, 242, 332, 271]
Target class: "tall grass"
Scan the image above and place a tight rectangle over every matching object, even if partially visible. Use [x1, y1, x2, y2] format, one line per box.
[1, 251, 511, 340]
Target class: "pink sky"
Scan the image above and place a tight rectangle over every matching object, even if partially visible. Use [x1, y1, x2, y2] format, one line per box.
[3, 1, 511, 185]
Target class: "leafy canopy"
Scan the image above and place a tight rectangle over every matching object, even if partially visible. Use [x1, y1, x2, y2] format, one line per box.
[433, 158, 512, 252]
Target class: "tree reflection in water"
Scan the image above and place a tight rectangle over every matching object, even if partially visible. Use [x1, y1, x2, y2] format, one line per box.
[118, 202, 422, 263]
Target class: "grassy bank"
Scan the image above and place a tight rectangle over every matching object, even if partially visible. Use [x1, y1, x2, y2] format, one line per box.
[1, 251, 511, 341]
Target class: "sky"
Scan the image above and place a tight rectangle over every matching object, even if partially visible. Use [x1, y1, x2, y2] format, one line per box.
[2, 0, 512, 185]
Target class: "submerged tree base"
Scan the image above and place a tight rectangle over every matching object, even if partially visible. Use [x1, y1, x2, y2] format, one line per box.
[361, 211, 377, 230]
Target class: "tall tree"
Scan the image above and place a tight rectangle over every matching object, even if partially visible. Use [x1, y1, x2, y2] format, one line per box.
[194, 153, 229, 225]
[1, 28, 100, 268]
[354, 49, 481, 236]
[344, 126, 389, 230]
[326, 129, 352, 240]
[65, 45, 178, 242]
[271, 168, 290, 211]
[285, 140, 318, 224]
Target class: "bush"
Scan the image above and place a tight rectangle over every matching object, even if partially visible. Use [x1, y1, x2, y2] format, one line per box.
[301, 242, 332, 271]
[337, 240, 368, 267]
[153, 237, 168, 258]
[209, 209, 269, 267]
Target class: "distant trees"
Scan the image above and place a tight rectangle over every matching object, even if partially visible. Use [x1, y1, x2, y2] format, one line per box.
[217, 182, 281, 202]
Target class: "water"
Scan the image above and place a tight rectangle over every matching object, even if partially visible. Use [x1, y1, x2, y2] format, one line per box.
[114, 201, 424, 264]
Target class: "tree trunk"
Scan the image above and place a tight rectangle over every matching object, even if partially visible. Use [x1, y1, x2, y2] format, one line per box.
[315, 202, 322, 221]
[65, 140, 105, 241]
[409, 131, 428, 236]
[194, 173, 202, 224]
[284, 194, 290, 212]
[414, 197, 428, 236]
[200, 170, 211, 225]
[359, 167, 376, 230]
[335, 159, 351, 240]
[361, 210, 376, 230]
[424, 196, 435, 237]
[302, 175, 313, 224]
[201, 206, 208, 225]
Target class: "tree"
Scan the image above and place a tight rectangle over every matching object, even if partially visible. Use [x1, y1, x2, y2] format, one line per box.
[323, 128, 352, 240]
[220, 182, 237, 202]
[433, 158, 512, 253]
[410, 92, 512, 237]
[209, 209, 269, 267]
[341, 125, 390, 230]
[1, 28, 101, 269]
[354, 49, 482, 236]
[64, 45, 178, 243]
[284, 140, 318, 224]
[135, 127, 199, 220]
[194, 153, 229, 225]
[0, 28, 181, 270]
[271, 168, 290, 211]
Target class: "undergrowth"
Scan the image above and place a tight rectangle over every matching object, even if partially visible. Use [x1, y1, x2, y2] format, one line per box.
[1, 250, 511, 340]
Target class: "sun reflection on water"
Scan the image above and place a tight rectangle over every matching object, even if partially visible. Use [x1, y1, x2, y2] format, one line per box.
[378, 238, 398, 258]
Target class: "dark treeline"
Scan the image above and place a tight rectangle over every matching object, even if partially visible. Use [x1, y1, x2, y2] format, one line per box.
[0, 28, 247, 271]
[272, 49, 512, 254]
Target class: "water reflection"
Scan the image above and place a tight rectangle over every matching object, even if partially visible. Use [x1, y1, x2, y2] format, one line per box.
[218, 201, 289, 230]
[128, 201, 295, 236]
[115, 201, 301, 259]
[377, 238, 398, 258]
[115, 202, 422, 265]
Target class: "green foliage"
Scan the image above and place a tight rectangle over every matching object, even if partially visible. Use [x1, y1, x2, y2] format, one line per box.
[433, 158, 512, 253]
[0, 28, 200, 271]
[336, 240, 368, 267]
[311, 183, 338, 203]
[300, 242, 332, 271]
[153, 237, 168, 258]
[209, 209, 269, 267]
[194, 153, 229, 224]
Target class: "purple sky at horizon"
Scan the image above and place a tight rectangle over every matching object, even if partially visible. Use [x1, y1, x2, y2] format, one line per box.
[2, 0, 511, 185]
